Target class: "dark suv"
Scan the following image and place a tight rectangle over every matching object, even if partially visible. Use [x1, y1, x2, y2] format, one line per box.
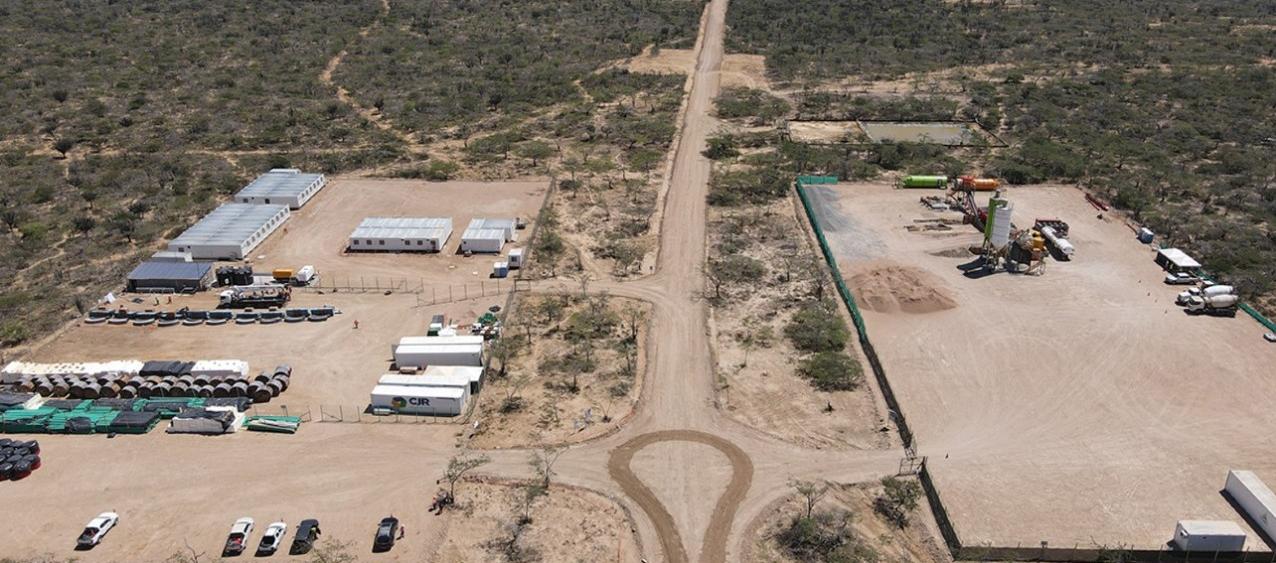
[289, 519, 321, 555]
[373, 517, 399, 552]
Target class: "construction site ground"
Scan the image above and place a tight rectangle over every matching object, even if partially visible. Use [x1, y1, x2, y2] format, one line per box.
[805, 181, 1276, 548]
[252, 177, 548, 284]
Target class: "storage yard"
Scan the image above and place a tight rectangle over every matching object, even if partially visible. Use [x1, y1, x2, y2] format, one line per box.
[805, 181, 1276, 547]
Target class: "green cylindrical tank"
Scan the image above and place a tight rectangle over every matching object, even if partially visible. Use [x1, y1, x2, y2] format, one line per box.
[901, 175, 948, 189]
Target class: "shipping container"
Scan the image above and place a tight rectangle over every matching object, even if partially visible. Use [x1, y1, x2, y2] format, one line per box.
[1172, 520, 1246, 552]
[370, 384, 467, 416]
[508, 248, 524, 269]
[393, 344, 483, 368]
[1224, 470, 1276, 543]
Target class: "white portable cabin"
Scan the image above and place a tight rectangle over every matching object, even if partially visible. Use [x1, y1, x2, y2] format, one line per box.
[168, 203, 290, 260]
[460, 218, 517, 253]
[1225, 470, 1276, 543]
[1157, 248, 1202, 273]
[508, 248, 524, 269]
[1172, 520, 1246, 552]
[394, 344, 484, 368]
[370, 384, 468, 416]
[348, 217, 453, 252]
[391, 335, 485, 356]
[235, 169, 327, 209]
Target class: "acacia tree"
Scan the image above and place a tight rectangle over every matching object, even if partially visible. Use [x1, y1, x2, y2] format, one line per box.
[529, 445, 566, 490]
[443, 453, 491, 500]
[791, 479, 829, 519]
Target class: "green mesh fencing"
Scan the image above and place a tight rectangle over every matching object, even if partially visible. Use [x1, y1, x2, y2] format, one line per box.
[1240, 303, 1276, 333]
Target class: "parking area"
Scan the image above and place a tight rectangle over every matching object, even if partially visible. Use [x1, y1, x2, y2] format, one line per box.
[807, 182, 1276, 548]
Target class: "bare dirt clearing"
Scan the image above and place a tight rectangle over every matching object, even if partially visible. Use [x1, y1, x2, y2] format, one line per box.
[846, 261, 958, 314]
[252, 177, 547, 283]
[808, 182, 1276, 547]
[433, 479, 641, 563]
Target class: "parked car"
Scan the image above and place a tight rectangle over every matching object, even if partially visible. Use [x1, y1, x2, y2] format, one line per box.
[373, 516, 400, 552]
[257, 521, 287, 556]
[222, 517, 254, 556]
[76, 512, 119, 549]
[290, 519, 321, 555]
[1164, 272, 1200, 285]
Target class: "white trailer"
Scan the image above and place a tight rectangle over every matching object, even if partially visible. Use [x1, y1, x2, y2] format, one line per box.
[1172, 520, 1246, 551]
[370, 384, 468, 416]
[1225, 470, 1276, 543]
[393, 344, 483, 368]
[348, 217, 452, 252]
[391, 335, 485, 356]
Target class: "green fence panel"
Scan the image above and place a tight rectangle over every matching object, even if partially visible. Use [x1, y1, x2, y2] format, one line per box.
[1240, 303, 1276, 333]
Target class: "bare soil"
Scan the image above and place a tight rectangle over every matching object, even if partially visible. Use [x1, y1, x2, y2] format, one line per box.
[252, 177, 548, 284]
[744, 481, 949, 563]
[432, 479, 642, 563]
[720, 54, 770, 90]
[786, 121, 868, 144]
[846, 261, 958, 314]
[620, 46, 696, 75]
[810, 182, 1276, 548]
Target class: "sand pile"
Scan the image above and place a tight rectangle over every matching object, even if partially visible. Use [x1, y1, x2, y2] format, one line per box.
[848, 262, 958, 314]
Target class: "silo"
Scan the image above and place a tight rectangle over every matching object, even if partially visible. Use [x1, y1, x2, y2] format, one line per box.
[984, 197, 1013, 248]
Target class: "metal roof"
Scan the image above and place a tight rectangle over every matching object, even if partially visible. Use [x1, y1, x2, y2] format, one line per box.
[235, 169, 325, 199]
[465, 218, 515, 231]
[349, 217, 452, 240]
[127, 261, 213, 281]
[1176, 520, 1246, 535]
[371, 384, 465, 399]
[1158, 248, 1202, 269]
[462, 227, 506, 241]
[170, 203, 289, 248]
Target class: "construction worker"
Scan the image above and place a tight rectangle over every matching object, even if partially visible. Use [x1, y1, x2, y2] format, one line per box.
[353, 319, 360, 329]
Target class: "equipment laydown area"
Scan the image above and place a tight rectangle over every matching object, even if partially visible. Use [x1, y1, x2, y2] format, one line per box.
[807, 182, 1276, 548]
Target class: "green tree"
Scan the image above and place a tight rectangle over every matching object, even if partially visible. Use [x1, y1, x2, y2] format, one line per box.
[798, 351, 863, 391]
[784, 304, 849, 353]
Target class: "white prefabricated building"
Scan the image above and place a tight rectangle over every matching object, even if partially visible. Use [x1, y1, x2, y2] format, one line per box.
[394, 344, 483, 368]
[1225, 470, 1276, 543]
[422, 365, 484, 393]
[1157, 247, 1203, 273]
[370, 384, 468, 416]
[168, 203, 290, 260]
[235, 169, 327, 209]
[1172, 520, 1246, 552]
[391, 335, 485, 356]
[460, 218, 517, 253]
[348, 217, 453, 252]
[378, 372, 472, 391]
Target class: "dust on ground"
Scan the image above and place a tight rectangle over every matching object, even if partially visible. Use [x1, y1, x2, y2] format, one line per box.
[820, 181, 1276, 547]
[744, 480, 949, 563]
[845, 261, 958, 314]
[434, 479, 641, 562]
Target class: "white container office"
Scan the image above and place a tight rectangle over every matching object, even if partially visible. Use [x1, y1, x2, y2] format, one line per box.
[348, 217, 453, 252]
[508, 248, 524, 269]
[423, 365, 485, 393]
[460, 228, 506, 253]
[1172, 520, 1246, 551]
[378, 373, 472, 391]
[393, 344, 483, 368]
[370, 384, 468, 416]
[168, 203, 291, 260]
[1225, 470, 1276, 543]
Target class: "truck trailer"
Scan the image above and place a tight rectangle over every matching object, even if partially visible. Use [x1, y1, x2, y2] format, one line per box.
[1225, 471, 1276, 544]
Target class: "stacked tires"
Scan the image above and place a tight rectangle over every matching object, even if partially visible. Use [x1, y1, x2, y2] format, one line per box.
[0, 439, 41, 481]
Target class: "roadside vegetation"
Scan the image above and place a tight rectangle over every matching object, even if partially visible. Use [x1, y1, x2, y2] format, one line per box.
[756, 479, 939, 563]
[474, 294, 648, 447]
[721, 0, 1276, 313]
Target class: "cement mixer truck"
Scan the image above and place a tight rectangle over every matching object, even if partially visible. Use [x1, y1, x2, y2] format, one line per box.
[1184, 293, 1239, 316]
[1177, 284, 1235, 306]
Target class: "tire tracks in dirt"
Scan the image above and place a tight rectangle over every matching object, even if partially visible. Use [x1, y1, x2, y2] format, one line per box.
[608, 430, 753, 563]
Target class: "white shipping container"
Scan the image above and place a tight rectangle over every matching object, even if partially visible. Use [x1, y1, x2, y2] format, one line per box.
[1172, 520, 1246, 551]
[370, 384, 468, 416]
[394, 344, 483, 368]
[1225, 470, 1276, 544]
[391, 335, 485, 356]
[508, 248, 524, 269]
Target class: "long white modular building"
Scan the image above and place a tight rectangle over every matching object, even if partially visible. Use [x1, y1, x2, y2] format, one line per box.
[370, 384, 468, 416]
[235, 169, 327, 209]
[460, 218, 517, 253]
[168, 203, 290, 260]
[390, 335, 485, 355]
[348, 217, 453, 252]
[393, 344, 483, 368]
[1225, 470, 1276, 543]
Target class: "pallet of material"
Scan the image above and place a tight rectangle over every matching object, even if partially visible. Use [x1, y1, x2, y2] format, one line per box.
[244, 415, 301, 434]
